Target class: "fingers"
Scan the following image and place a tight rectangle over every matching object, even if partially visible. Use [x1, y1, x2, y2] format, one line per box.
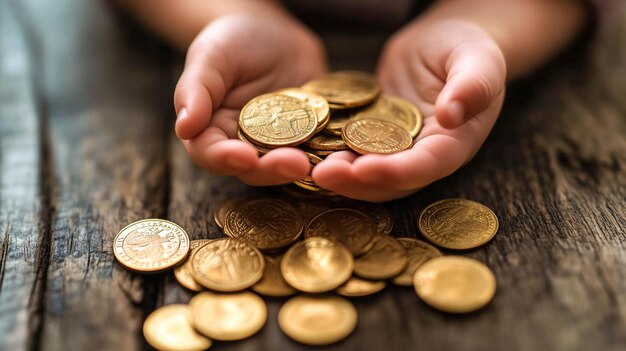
[435, 40, 505, 129]
[174, 24, 236, 140]
[236, 148, 311, 186]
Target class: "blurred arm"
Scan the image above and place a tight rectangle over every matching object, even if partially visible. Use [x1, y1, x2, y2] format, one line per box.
[422, 0, 589, 79]
[115, 0, 287, 50]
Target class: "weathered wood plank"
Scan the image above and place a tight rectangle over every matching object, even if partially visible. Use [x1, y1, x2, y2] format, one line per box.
[16, 0, 173, 349]
[0, 1, 49, 349]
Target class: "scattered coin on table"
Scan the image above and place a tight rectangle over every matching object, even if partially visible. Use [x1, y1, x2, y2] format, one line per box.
[112, 71, 501, 347]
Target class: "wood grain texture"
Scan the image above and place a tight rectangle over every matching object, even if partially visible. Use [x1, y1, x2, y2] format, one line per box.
[0, 1, 624, 350]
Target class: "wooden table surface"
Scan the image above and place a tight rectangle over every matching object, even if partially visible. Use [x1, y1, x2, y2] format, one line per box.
[1, 1, 625, 350]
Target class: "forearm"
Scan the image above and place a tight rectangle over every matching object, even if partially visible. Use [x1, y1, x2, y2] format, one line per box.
[422, 0, 589, 79]
[115, 0, 290, 50]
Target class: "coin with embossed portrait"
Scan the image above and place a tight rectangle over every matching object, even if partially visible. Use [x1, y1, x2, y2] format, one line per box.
[239, 93, 318, 147]
[343, 118, 413, 155]
[190, 238, 264, 292]
[277, 87, 330, 133]
[302, 71, 380, 109]
[113, 219, 190, 273]
[224, 198, 303, 252]
[173, 239, 212, 292]
[281, 237, 353, 293]
[305, 208, 376, 256]
[419, 199, 499, 250]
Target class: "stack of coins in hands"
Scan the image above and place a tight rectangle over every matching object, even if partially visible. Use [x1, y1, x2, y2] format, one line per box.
[114, 195, 499, 350]
[237, 71, 423, 192]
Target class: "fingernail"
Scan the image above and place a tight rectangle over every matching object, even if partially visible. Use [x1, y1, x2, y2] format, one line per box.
[177, 107, 188, 122]
[447, 101, 466, 127]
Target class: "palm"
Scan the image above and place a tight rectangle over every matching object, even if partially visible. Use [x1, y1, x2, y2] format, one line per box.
[175, 14, 327, 185]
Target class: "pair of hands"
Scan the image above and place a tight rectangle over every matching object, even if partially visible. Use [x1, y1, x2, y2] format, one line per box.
[174, 12, 506, 202]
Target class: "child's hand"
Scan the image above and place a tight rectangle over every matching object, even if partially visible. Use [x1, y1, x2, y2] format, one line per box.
[313, 19, 506, 202]
[175, 12, 327, 185]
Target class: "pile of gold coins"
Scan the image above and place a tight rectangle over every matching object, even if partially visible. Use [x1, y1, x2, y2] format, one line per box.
[237, 71, 423, 191]
[113, 195, 499, 350]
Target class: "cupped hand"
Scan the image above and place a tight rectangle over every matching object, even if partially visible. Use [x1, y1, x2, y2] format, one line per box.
[175, 12, 327, 185]
[313, 19, 506, 202]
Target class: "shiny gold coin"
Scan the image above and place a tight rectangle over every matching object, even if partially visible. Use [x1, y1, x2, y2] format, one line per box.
[113, 219, 190, 273]
[278, 88, 330, 133]
[190, 291, 267, 341]
[305, 208, 376, 256]
[173, 239, 212, 292]
[336, 276, 386, 297]
[419, 198, 499, 250]
[213, 197, 244, 229]
[278, 295, 357, 345]
[237, 128, 272, 154]
[303, 132, 347, 151]
[302, 71, 380, 109]
[281, 237, 353, 293]
[325, 110, 353, 135]
[239, 93, 318, 147]
[144, 304, 212, 351]
[353, 235, 407, 280]
[252, 254, 297, 297]
[223, 198, 303, 252]
[190, 238, 264, 292]
[392, 238, 442, 286]
[414, 256, 496, 313]
[352, 95, 423, 137]
[305, 152, 323, 165]
[301, 147, 334, 157]
[343, 118, 413, 155]
[293, 179, 321, 192]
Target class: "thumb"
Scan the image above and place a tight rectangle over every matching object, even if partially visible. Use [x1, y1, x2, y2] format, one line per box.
[435, 41, 506, 129]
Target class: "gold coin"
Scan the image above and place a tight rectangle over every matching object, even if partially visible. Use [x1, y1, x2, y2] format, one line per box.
[173, 239, 212, 292]
[343, 118, 413, 155]
[353, 235, 407, 280]
[190, 291, 267, 341]
[305, 208, 376, 256]
[190, 238, 264, 292]
[419, 199, 499, 250]
[302, 71, 380, 109]
[252, 254, 297, 297]
[325, 110, 353, 135]
[392, 238, 442, 286]
[293, 179, 321, 192]
[305, 152, 323, 165]
[336, 276, 386, 297]
[281, 237, 353, 293]
[414, 256, 496, 313]
[237, 128, 272, 154]
[278, 295, 357, 345]
[352, 95, 423, 137]
[223, 198, 303, 252]
[113, 219, 190, 273]
[303, 132, 347, 151]
[301, 147, 334, 157]
[143, 304, 212, 351]
[278, 87, 330, 133]
[355, 204, 394, 235]
[239, 93, 317, 147]
[213, 197, 244, 229]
